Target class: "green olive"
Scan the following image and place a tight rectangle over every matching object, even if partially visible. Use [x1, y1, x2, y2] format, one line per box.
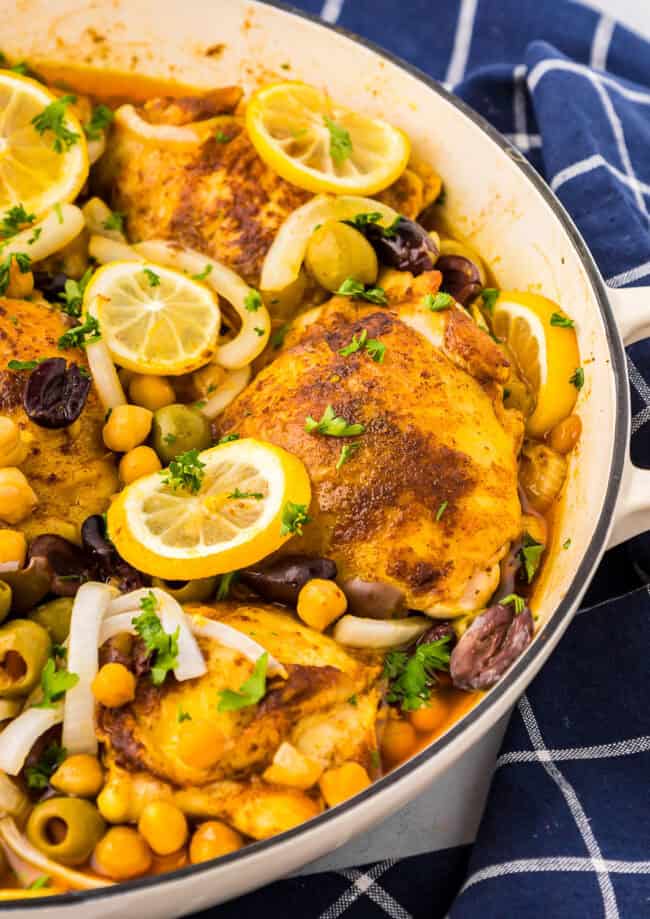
[28, 597, 74, 645]
[26, 797, 106, 866]
[262, 269, 309, 320]
[151, 404, 212, 465]
[304, 220, 378, 293]
[0, 619, 51, 698]
[0, 582, 11, 624]
[151, 576, 217, 603]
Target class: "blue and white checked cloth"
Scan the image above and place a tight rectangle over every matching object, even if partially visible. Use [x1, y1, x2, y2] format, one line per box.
[198, 2, 650, 916]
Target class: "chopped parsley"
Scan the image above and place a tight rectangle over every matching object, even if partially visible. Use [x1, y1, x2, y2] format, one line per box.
[346, 211, 382, 229]
[339, 328, 385, 362]
[323, 116, 352, 166]
[280, 501, 311, 536]
[347, 694, 358, 706]
[228, 488, 263, 500]
[32, 658, 79, 708]
[28, 226, 42, 245]
[161, 448, 205, 493]
[337, 277, 388, 305]
[244, 288, 263, 312]
[305, 404, 365, 437]
[217, 652, 268, 711]
[481, 288, 500, 313]
[271, 323, 290, 349]
[562, 538, 572, 550]
[132, 591, 179, 686]
[31, 94, 79, 152]
[143, 268, 160, 287]
[254, 326, 265, 337]
[424, 292, 452, 312]
[570, 367, 584, 390]
[0, 204, 36, 238]
[84, 104, 114, 140]
[102, 211, 125, 233]
[25, 742, 67, 790]
[58, 266, 93, 318]
[336, 441, 361, 470]
[28, 877, 51, 891]
[216, 571, 238, 601]
[383, 637, 451, 711]
[520, 532, 544, 583]
[435, 500, 448, 521]
[192, 264, 213, 281]
[214, 130, 232, 143]
[0, 252, 31, 296]
[218, 433, 240, 444]
[550, 311, 574, 328]
[7, 358, 43, 371]
[339, 329, 368, 356]
[177, 707, 192, 723]
[54, 203, 63, 224]
[163, 432, 177, 445]
[500, 593, 526, 615]
[57, 314, 101, 349]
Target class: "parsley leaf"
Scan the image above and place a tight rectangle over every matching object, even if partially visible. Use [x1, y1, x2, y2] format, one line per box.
[57, 314, 101, 350]
[161, 448, 205, 493]
[0, 252, 31, 296]
[143, 268, 160, 287]
[336, 441, 361, 470]
[424, 292, 452, 312]
[25, 742, 66, 790]
[132, 591, 179, 686]
[28, 877, 50, 891]
[58, 266, 93, 318]
[339, 329, 368, 356]
[435, 500, 448, 521]
[339, 329, 385, 362]
[500, 593, 526, 615]
[217, 653, 268, 711]
[102, 211, 125, 233]
[163, 432, 177, 445]
[84, 104, 114, 140]
[365, 339, 386, 362]
[323, 116, 352, 166]
[228, 488, 263, 500]
[218, 433, 240, 444]
[31, 94, 79, 152]
[337, 277, 388, 305]
[305, 404, 365, 437]
[271, 323, 290, 349]
[254, 326, 265, 337]
[177, 707, 192, 723]
[0, 204, 36, 238]
[7, 358, 42, 371]
[192, 264, 213, 281]
[384, 638, 451, 711]
[562, 538, 572, 550]
[244, 289, 263, 312]
[481, 288, 500, 313]
[520, 532, 544, 583]
[550, 311, 574, 328]
[280, 502, 311, 536]
[32, 658, 79, 708]
[570, 367, 584, 390]
[216, 571, 238, 601]
[346, 212, 382, 229]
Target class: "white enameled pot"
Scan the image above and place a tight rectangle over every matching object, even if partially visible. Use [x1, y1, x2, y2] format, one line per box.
[0, 1, 649, 915]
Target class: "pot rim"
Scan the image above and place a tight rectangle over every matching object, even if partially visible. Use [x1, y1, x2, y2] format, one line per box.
[9, 0, 629, 908]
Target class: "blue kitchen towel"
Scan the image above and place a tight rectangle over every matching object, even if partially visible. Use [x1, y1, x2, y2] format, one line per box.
[197, 2, 650, 918]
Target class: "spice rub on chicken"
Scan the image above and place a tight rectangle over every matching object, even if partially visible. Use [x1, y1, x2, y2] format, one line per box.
[217, 271, 523, 617]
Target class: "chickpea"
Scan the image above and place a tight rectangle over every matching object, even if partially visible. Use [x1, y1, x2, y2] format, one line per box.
[102, 404, 153, 453]
[0, 417, 27, 467]
[380, 719, 417, 766]
[0, 529, 26, 569]
[129, 375, 176, 412]
[6, 257, 34, 299]
[92, 662, 136, 708]
[97, 782, 131, 824]
[0, 467, 37, 524]
[191, 362, 227, 401]
[297, 579, 347, 631]
[177, 719, 225, 770]
[319, 762, 371, 808]
[408, 695, 450, 734]
[93, 826, 152, 880]
[548, 414, 582, 455]
[119, 446, 162, 484]
[51, 754, 104, 797]
[189, 821, 244, 864]
[138, 801, 188, 856]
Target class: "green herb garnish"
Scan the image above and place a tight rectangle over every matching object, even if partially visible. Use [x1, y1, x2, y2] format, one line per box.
[217, 653, 268, 711]
[31, 94, 79, 152]
[563, 538, 572, 550]
[271, 323, 290, 349]
[58, 266, 93, 318]
[280, 502, 311, 536]
[32, 658, 79, 708]
[570, 367, 584, 390]
[216, 571, 237, 601]
[336, 441, 361, 470]
[163, 432, 177, 445]
[84, 104, 114, 140]
[192, 264, 213, 281]
[25, 742, 66, 790]
[244, 289, 263, 312]
[346, 212, 382, 229]
[550, 312, 574, 328]
[481, 288, 500, 313]
[500, 593, 526, 615]
[520, 532, 544, 583]
[143, 268, 160, 287]
[102, 211, 125, 233]
[28, 877, 51, 891]
[0, 252, 31, 296]
[177, 707, 192, 723]
[57, 314, 101, 349]
[7, 358, 41, 371]
[424, 292, 452, 312]
[218, 433, 240, 444]
[228, 488, 263, 500]
[435, 500, 448, 521]
[214, 130, 232, 143]
[0, 204, 36, 238]
[305, 404, 365, 437]
[337, 277, 387, 305]
[132, 591, 179, 686]
[383, 638, 451, 711]
[161, 448, 205, 493]
[323, 116, 352, 166]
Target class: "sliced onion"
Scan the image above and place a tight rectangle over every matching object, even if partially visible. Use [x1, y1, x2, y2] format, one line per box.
[0, 817, 112, 890]
[333, 614, 431, 649]
[0, 772, 29, 821]
[4, 204, 84, 264]
[89, 234, 144, 264]
[86, 133, 107, 166]
[188, 613, 287, 678]
[63, 582, 115, 756]
[0, 706, 63, 776]
[82, 196, 126, 242]
[200, 365, 250, 419]
[134, 240, 270, 369]
[85, 340, 127, 410]
[98, 611, 137, 646]
[115, 104, 206, 147]
[260, 194, 399, 291]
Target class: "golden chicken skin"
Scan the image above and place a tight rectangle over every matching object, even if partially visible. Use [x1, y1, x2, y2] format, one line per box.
[217, 272, 523, 617]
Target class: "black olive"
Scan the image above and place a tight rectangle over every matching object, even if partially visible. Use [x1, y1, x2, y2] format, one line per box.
[81, 514, 148, 593]
[32, 271, 68, 304]
[437, 255, 482, 306]
[415, 620, 456, 649]
[341, 577, 404, 619]
[449, 603, 534, 690]
[239, 555, 337, 606]
[27, 534, 92, 597]
[362, 217, 438, 275]
[23, 358, 91, 429]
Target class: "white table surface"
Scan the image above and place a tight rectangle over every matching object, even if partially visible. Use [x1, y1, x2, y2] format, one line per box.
[298, 0, 650, 877]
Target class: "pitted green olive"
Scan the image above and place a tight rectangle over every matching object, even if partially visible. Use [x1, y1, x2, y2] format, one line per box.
[26, 797, 106, 866]
[305, 220, 378, 293]
[28, 597, 74, 645]
[151, 404, 212, 465]
[0, 582, 11, 624]
[0, 619, 51, 698]
[151, 576, 217, 603]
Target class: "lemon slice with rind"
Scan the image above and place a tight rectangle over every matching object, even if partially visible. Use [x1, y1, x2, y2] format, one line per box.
[492, 290, 580, 437]
[0, 71, 88, 215]
[246, 81, 410, 196]
[84, 261, 221, 375]
[107, 439, 312, 579]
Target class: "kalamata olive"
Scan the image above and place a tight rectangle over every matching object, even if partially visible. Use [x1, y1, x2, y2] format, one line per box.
[32, 271, 68, 303]
[239, 555, 337, 606]
[362, 217, 438, 275]
[23, 358, 91, 429]
[415, 620, 456, 648]
[27, 534, 92, 596]
[341, 578, 404, 619]
[0, 557, 52, 614]
[449, 603, 534, 690]
[437, 255, 482, 306]
[81, 515, 148, 593]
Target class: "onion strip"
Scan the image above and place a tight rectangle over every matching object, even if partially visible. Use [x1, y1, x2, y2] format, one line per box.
[0, 706, 63, 776]
[0, 772, 29, 821]
[85, 340, 127, 410]
[63, 582, 115, 756]
[333, 615, 431, 649]
[4, 204, 84, 264]
[200, 365, 250, 419]
[82, 196, 126, 242]
[188, 613, 287, 678]
[88, 234, 144, 264]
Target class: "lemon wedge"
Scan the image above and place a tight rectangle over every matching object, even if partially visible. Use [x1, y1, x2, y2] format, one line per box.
[246, 81, 410, 196]
[107, 439, 312, 579]
[83, 261, 221, 375]
[491, 291, 581, 437]
[0, 72, 88, 215]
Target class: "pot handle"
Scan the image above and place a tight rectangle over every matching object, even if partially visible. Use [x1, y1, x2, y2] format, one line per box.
[606, 287, 650, 547]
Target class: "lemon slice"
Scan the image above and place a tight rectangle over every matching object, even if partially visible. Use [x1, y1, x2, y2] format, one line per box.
[107, 439, 312, 579]
[84, 261, 221, 375]
[492, 291, 580, 437]
[0, 71, 88, 215]
[246, 81, 410, 195]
